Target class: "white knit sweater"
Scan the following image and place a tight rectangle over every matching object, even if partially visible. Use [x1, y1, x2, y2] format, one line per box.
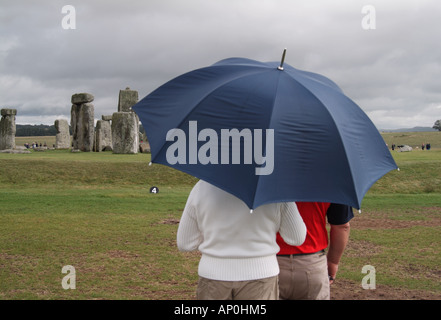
[177, 180, 306, 281]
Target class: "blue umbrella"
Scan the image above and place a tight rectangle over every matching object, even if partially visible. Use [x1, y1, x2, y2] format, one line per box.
[132, 51, 397, 210]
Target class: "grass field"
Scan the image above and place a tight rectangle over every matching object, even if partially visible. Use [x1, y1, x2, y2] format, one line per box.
[0, 132, 440, 300]
[15, 136, 56, 148]
[380, 131, 440, 150]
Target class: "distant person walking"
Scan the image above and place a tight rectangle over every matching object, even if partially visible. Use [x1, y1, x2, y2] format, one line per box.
[276, 202, 353, 300]
[177, 180, 307, 300]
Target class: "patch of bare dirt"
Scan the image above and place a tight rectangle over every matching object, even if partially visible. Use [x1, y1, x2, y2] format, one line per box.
[350, 207, 441, 230]
[331, 278, 441, 300]
[350, 217, 441, 229]
[332, 206, 441, 300]
[106, 250, 141, 260]
[161, 218, 180, 225]
[344, 240, 383, 258]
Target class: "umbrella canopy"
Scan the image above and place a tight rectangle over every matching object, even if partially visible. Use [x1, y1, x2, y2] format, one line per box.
[132, 53, 397, 210]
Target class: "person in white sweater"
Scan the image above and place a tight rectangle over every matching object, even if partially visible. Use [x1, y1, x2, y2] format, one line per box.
[177, 180, 307, 300]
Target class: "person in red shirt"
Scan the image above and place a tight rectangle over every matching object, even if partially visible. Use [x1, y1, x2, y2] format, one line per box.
[276, 202, 353, 300]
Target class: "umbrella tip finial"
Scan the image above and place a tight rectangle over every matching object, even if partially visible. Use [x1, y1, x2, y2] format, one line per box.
[250, 209, 254, 214]
[277, 48, 287, 71]
[149, 162, 152, 166]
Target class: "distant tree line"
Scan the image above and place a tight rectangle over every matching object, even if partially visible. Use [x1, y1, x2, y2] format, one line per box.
[16, 123, 146, 136]
[16, 124, 61, 136]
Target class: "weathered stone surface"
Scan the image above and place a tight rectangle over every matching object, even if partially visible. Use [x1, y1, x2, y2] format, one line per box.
[54, 119, 71, 149]
[118, 87, 138, 112]
[70, 104, 80, 149]
[1, 109, 17, 116]
[78, 103, 94, 152]
[398, 145, 413, 152]
[71, 104, 79, 149]
[102, 115, 113, 121]
[71, 103, 94, 152]
[0, 149, 30, 154]
[111, 112, 139, 154]
[139, 142, 150, 153]
[0, 108, 17, 150]
[71, 93, 94, 105]
[95, 119, 112, 152]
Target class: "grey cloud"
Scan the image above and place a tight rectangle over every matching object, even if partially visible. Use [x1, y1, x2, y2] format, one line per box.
[1, 0, 441, 129]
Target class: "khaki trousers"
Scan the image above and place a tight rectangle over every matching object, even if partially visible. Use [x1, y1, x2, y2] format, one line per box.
[196, 275, 279, 300]
[277, 251, 330, 300]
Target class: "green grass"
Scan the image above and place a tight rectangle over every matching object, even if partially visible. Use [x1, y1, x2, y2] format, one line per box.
[367, 152, 441, 196]
[380, 131, 440, 149]
[340, 221, 441, 290]
[15, 136, 56, 148]
[341, 148, 441, 296]
[0, 148, 198, 299]
[1, 135, 440, 299]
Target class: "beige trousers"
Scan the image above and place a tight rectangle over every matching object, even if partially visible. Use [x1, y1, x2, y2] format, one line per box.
[196, 275, 279, 300]
[277, 251, 330, 300]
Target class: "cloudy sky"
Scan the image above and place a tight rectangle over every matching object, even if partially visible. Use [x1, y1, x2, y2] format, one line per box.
[1, 0, 440, 129]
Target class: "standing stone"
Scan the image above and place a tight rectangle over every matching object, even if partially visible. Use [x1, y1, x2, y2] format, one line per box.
[111, 87, 140, 154]
[54, 119, 71, 149]
[71, 93, 94, 105]
[70, 93, 95, 152]
[118, 87, 138, 112]
[77, 103, 94, 152]
[111, 112, 139, 154]
[95, 119, 112, 152]
[0, 109, 17, 150]
[71, 104, 80, 149]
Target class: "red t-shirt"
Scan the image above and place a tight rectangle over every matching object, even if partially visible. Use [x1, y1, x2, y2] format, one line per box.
[277, 202, 331, 255]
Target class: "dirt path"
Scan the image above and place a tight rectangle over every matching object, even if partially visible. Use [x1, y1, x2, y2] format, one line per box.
[331, 278, 441, 300]
[331, 207, 441, 300]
